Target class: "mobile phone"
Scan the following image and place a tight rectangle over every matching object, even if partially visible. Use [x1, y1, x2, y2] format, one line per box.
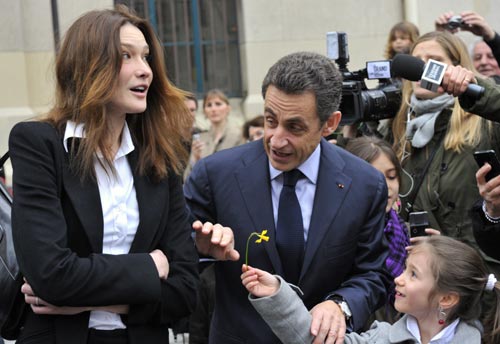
[473, 150, 500, 182]
[409, 211, 429, 237]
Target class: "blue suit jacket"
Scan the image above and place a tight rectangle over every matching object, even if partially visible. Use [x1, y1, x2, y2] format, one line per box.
[184, 139, 390, 343]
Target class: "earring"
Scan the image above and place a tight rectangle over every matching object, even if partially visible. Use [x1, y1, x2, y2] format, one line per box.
[438, 306, 446, 325]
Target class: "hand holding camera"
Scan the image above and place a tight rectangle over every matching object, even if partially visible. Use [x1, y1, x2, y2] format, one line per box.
[435, 11, 496, 41]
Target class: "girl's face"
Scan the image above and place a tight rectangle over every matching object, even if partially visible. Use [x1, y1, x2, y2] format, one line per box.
[204, 96, 230, 125]
[371, 153, 399, 213]
[411, 40, 453, 100]
[107, 23, 153, 118]
[392, 31, 412, 55]
[394, 248, 440, 321]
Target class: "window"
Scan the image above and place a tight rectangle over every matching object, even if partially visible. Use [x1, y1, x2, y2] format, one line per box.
[116, 0, 242, 97]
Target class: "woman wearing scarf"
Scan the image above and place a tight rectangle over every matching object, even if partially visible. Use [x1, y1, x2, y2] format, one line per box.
[390, 31, 500, 277]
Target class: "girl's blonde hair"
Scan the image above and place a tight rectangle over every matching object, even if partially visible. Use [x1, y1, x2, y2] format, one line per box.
[392, 31, 484, 161]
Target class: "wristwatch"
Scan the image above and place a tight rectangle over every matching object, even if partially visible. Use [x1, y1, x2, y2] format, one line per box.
[330, 296, 352, 320]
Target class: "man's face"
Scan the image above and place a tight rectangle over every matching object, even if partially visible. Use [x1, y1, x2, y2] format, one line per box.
[473, 41, 500, 77]
[263, 85, 335, 171]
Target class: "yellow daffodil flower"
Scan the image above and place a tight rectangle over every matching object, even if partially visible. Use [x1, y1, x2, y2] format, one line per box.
[245, 229, 270, 266]
[255, 230, 269, 243]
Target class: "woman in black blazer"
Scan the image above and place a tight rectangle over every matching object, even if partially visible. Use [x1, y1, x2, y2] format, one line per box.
[8, 5, 199, 344]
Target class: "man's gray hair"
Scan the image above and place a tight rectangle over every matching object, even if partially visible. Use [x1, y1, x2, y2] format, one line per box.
[261, 51, 343, 124]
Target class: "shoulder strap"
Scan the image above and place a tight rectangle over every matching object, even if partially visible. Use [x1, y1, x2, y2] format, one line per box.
[404, 136, 444, 214]
[0, 151, 8, 167]
[0, 151, 11, 203]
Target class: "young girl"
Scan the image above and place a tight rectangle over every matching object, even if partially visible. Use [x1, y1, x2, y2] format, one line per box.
[384, 21, 420, 59]
[241, 236, 500, 344]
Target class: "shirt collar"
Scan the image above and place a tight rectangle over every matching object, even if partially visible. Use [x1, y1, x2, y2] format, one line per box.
[63, 120, 135, 159]
[269, 143, 321, 184]
[406, 315, 460, 343]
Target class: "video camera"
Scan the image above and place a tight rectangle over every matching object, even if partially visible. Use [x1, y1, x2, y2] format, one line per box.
[327, 32, 402, 125]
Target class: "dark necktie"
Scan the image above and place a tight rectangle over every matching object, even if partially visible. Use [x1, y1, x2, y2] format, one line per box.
[276, 169, 304, 284]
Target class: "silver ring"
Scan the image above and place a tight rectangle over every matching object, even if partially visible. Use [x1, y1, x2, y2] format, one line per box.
[36, 296, 40, 306]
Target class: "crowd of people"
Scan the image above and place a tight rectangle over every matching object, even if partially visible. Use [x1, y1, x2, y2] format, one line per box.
[3, 4, 500, 344]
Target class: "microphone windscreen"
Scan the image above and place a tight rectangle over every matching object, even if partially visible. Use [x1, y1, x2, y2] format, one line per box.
[391, 54, 425, 81]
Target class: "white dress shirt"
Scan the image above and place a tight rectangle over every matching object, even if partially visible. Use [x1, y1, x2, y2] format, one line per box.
[64, 121, 139, 330]
[407, 315, 460, 344]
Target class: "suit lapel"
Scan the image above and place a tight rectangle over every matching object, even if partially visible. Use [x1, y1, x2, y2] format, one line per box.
[62, 142, 103, 253]
[235, 143, 283, 275]
[300, 141, 352, 279]
[128, 149, 167, 253]
[62, 142, 166, 254]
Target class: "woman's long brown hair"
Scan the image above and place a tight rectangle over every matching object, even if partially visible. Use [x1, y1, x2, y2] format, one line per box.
[45, 5, 191, 180]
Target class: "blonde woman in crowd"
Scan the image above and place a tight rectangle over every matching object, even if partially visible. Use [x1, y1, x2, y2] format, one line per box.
[391, 31, 500, 275]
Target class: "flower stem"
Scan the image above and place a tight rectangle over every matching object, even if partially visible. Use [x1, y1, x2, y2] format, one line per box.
[245, 232, 258, 266]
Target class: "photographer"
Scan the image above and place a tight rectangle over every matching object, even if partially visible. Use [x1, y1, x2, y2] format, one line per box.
[439, 61, 500, 261]
[435, 11, 500, 83]
[390, 31, 500, 278]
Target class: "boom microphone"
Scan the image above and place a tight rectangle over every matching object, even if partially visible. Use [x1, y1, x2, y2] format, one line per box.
[391, 54, 484, 99]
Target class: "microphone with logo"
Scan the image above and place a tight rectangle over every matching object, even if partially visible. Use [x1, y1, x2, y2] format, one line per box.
[390, 54, 485, 100]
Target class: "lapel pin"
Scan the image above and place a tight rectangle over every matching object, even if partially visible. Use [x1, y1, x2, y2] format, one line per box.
[337, 183, 344, 189]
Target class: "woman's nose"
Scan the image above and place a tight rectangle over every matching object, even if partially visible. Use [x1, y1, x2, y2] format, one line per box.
[136, 59, 152, 78]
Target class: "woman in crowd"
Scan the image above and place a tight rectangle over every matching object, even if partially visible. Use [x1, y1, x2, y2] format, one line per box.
[187, 89, 244, 174]
[390, 31, 500, 275]
[242, 235, 500, 344]
[242, 115, 264, 142]
[8, 5, 199, 343]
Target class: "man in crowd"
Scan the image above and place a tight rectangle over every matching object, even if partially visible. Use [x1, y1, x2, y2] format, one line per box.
[184, 51, 390, 344]
[436, 10, 500, 83]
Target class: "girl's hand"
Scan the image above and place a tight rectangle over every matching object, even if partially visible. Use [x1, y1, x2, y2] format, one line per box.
[241, 265, 279, 297]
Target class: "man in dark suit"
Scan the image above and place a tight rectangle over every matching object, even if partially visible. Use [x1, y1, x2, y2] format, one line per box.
[184, 51, 390, 344]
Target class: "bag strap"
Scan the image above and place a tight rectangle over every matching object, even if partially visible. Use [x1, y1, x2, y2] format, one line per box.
[0, 152, 11, 203]
[404, 136, 444, 214]
[0, 151, 8, 167]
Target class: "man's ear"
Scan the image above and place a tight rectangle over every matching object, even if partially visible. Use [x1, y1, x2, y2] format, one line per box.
[439, 292, 460, 310]
[321, 111, 342, 136]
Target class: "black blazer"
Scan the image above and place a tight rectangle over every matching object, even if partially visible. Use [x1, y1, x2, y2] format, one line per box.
[184, 139, 390, 343]
[8, 121, 199, 344]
